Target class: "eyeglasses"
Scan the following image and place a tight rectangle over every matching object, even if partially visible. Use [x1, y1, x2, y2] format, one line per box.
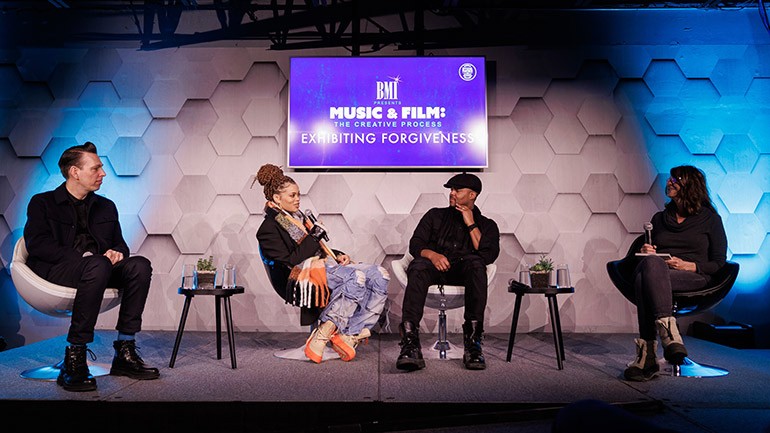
[668, 176, 682, 185]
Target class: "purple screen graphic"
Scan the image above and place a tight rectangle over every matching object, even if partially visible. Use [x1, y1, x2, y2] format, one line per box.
[288, 57, 488, 168]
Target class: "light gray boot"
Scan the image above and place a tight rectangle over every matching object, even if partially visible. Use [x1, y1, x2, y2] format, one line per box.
[655, 316, 688, 365]
[623, 339, 659, 381]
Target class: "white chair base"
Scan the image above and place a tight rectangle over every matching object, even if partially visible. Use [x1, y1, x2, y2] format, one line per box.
[273, 345, 340, 361]
[671, 357, 729, 378]
[20, 360, 112, 381]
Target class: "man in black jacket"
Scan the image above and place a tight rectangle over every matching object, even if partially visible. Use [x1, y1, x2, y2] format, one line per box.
[397, 173, 500, 371]
[24, 142, 159, 392]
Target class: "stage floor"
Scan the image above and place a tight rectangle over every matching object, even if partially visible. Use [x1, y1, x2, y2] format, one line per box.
[1, 331, 768, 433]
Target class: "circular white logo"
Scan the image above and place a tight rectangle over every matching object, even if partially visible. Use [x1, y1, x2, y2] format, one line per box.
[458, 63, 477, 81]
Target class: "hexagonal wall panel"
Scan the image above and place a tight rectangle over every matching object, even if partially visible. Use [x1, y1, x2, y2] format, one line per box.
[510, 98, 553, 134]
[724, 213, 765, 254]
[718, 172, 764, 214]
[644, 97, 687, 135]
[581, 135, 618, 174]
[107, 137, 151, 176]
[174, 135, 218, 176]
[544, 114, 588, 154]
[205, 195, 249, 234]
[143, 79, 187, 118]
[756, 194, 770, 233]
[715, 135, 759, 173]
[40, 137, 78, 176]
[82, 48, 123, 82]
[677, 79, 720, 110]
[0, 65, 22, 104]
[411, 193, 448, 215]
[549, 194, 591, 233]
[110, 98, 152, 137]
[680, 115, 724, 155]
[487, 117, 520, 154]
[616, 194, 660, 233]
[111, 61, 155, 100]
[142, 119, 185, 156]
[746, 78, 770, 108]
[0, 176, 14, 214]
[479, 192, 524, 235]
[78, 82, 120, 111]
[9, 110, 57, 157]
[136, 234, 181, 274]
[176, 100, 219, 137]
[177, 61, 221, 100]
[513, 174, 557, 213]
[577, 96, 621, 135]
[515, 213, 559, 253]
[512, 135, 554, 174]
[173, 175, 217, 214]
[243, 97, 285, 137]
[171, 213, 217, 254]
[138, 195, 183, 234]
[75, 113, 119, 155]
[308, 174, 353, 214]
[751, 155, 770, 193]
[547, 155, 590, 194]
[47, 62, 88, 100]
[710, 58, 755, 97]
[241, 62, 287, 99]
[643, 60, 686, 97]
[119, 213, 148, 253]
[606, 46, 652, 78]
[748, 114, 770, 154]
[212, 50, 256, 81]
[581, 173, 623, 213]
[615, 153, 657, 194]
[209, 116, 252, 156]
[207, 138, 280, 195]
[374, 173, 420, 215]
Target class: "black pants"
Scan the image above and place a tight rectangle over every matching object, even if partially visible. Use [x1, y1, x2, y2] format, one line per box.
[631, 255, 708, 340]
[45, 255, 152, 345]
[401, 254, 488, 325]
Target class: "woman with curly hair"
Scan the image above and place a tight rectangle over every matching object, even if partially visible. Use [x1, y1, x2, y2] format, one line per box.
[254, 164, 389, 363]
[622, 165, 727, 381]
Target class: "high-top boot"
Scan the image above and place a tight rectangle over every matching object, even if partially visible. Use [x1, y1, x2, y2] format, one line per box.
[110, 340, 160, 380]
[331, 328, 371, 362]
[57, 345, 97, 392]
[305, 320, 337, 363]
[655, 316, 688, 365]
[623, 338, 659, 381]
[462, 320, 486, 370]
[396, 321, 425, 371]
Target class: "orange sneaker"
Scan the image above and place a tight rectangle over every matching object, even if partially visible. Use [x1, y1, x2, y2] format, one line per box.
[305, 321, 336, 363]
[331, 328, 371, 362]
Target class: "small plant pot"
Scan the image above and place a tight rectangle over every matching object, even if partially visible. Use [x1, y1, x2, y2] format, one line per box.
[196, 271, 216, 289]
[530, 271, 551, 289]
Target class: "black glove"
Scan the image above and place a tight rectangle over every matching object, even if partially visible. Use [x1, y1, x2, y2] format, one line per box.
[309, 224, 327, 242]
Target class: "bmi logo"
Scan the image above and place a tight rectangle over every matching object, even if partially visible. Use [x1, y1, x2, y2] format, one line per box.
[376, 76, 401, 100]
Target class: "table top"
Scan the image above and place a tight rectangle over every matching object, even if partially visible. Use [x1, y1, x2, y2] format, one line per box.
[508, 280, 574, 295]
[178, 286, 245, 296]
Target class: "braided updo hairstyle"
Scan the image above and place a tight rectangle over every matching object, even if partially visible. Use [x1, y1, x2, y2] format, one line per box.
[255, 164, 297, 202]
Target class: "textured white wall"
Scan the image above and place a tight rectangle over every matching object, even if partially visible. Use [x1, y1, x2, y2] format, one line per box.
[2, 37, 767, 345]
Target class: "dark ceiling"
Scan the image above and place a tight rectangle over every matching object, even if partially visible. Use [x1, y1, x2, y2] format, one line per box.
[0, 1, 764, 53]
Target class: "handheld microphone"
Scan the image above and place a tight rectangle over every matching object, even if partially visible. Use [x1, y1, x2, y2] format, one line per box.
[305, 209, 329, 242]
[643, 222, 653, 245]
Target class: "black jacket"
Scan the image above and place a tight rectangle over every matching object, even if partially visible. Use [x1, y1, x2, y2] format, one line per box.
[409, 206, 500, 265]
[23, 182, 130, 279]
[256, 207, 325, 326]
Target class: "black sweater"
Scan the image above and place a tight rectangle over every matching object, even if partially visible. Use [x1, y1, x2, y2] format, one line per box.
[651, 203, 727, 276]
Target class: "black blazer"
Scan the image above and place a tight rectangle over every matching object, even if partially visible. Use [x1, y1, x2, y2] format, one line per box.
[23, 182, 129, 279]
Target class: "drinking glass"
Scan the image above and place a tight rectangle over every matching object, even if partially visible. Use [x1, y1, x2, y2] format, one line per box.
[181, 264, 196, 290]
[221, 263, 237, 289]
[518, 263, 531, 287]
[556, 264, 571, 288]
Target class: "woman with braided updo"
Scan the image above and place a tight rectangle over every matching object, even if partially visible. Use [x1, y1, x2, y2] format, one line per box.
[255, 164, 389, 363]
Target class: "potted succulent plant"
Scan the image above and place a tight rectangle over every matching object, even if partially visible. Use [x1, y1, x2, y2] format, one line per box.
[530, 254, 554, 288]
[196, 255, 216, 289]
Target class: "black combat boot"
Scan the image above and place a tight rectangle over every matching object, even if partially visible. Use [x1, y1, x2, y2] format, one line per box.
[57, 344, 97, 392]
[110, 340, 160, 380]
[396, 321, 425, 371]
[462, 320, 486, 370]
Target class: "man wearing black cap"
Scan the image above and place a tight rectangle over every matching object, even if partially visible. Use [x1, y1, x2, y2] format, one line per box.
[397, 173, 500, 371]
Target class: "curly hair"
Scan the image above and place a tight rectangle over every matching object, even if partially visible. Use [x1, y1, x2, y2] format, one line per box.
[253, 164, 296, 201]
[669, 165, 714, 216]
